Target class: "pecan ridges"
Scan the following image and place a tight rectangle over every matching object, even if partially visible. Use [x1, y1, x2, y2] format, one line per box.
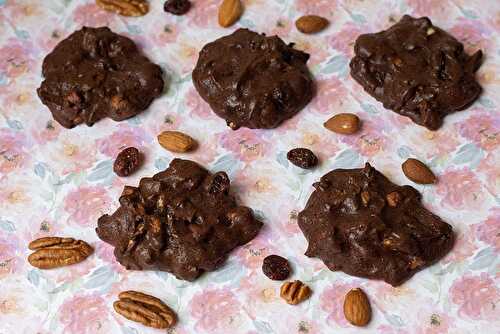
[113, 291, 176, 329]
[28, 237, 93, 269]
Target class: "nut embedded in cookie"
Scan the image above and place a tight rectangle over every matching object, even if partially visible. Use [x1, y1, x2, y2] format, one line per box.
[37, 27, 164, 128]
[96, 158, 263, 281]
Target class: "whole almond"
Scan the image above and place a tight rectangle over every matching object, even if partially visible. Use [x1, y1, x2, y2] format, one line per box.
[158, 131, 196, 153]
[218, 0, 243, 28]
[296, 15, 329, 34]
[402, 158, 436, 184]
[343, 288, 371, 327]
[324, 113, 360, 134]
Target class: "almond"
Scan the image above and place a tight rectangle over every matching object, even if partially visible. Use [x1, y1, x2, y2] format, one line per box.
[218, 0, 243, 28]
[324, 113, 360, 134]
[401, 158, 436, 184]
[157, 131, 196, 153]
[295, 15, 329, 34]
[343, 288, 371, 327]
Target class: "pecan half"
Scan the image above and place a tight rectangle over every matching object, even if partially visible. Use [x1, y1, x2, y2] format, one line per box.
[280, 280, 311, 305]
[96, 0, 149, 17]
[113, 291, 176, 329]
[28, 237, 93, 269]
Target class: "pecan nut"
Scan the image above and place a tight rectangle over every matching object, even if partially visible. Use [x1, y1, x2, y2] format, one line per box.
[96, 0, 149, 17]
[280, 280, 311, 305]
[28, 237, 93, 269]
[113, 291, 176, 329]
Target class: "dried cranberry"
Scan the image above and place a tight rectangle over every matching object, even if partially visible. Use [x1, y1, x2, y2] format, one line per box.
[113, 147, 141, 177]
[287, 148, 318, 169]
[164, 0, 191, 15]
[262, 255, 291, 280]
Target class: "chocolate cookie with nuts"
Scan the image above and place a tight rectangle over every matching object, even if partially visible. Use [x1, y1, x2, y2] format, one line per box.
[96, 158, 263, 281]
[298, 163, 454, 286]
[350, 15, 482, 130]
[37, 27, 163, 128]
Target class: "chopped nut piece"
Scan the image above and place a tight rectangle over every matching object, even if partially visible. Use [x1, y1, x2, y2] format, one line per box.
[280, 280, 311, 305]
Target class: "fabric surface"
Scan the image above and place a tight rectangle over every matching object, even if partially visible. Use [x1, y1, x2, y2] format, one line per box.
[0, 0, 499, 333]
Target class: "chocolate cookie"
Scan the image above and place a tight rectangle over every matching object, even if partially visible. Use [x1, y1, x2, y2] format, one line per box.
[350, 15, 482, 130]
[96, 158, 262, 281]
[192, 28, 314, 129]
[37, 27, 164, 128]
[298, 163, 454, 286]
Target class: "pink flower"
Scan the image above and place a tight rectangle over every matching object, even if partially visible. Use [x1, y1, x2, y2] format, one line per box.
[442, 228, 477, 264]
[341, 119, 391, 157]
[458, 111, 499, 151]
[31, 120, 62, 145]
[376, 325, 408, 334]
[415, 312, 453, 334]
[449, 18, 492, 53]
[408, 0, 453, 19]
[295, 0, 337, 16]
[94, 241, 125, 272]
[190, 288, 241, 332]
[0, 38, 35, 79]
[59, 294, 111, 334]
[188, 0, 219, 28]
[220, 128, 271, 162]
[0, 128, 31, 174]
[186, 87, 212, 120]
[0, 235, 20, 278]
[320, 282, 359, 327]
[473, 208, 500, 250]
[151, 22, 180, 46]
[450, 273, 500, 320]
[46, 132, 97, 175]
[436, 168, 485, 210]
[330, 23, 364, 56]
[477, 152, 499, 197]
[97, 124, 151, 157]
[64, 186, 111, 227]
[72, 3, 115, 27]
[309, 78, 348, 115]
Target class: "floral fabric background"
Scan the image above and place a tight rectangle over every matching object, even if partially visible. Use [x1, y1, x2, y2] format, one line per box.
[0, 0, 499, 333]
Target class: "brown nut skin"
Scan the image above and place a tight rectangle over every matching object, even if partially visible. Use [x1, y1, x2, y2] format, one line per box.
[157, 131, 196, 153]
[218, 0, 243, 28]
[324, 113, 360, 134]
[114, 291, 176, 329]
[280, 280, 311, 305]
[296, 15, 329, 34]
[344, 288, 372, 327]
[95, 0, 149, 17]
[402, 158, 436, 184]
[28, 237, 93, 269]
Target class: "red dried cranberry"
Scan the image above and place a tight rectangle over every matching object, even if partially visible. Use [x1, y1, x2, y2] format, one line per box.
[287, 148, 318, 169]
[113, 147, 141, 177]
[164, 0, 191, 15]
[262, 255, 291, 280]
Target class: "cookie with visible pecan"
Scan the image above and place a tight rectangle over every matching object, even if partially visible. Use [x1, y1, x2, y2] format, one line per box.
[37, 27, 163, 128]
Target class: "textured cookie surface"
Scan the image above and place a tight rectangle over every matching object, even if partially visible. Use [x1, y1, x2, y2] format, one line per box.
[350, 15, 482, 130]
[192, 28, 313, 129]
[96, 158, 262, 281]
[298, 163, 454, 286]
[37, 27, 164, 128]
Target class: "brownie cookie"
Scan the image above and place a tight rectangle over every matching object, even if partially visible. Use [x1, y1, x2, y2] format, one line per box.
[96, 158, 262, 281]
[298, 163, 454, 286]
[192, 28, 314, 129]
[350, 15, 482, 130]
[37, 27, 164, 128]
